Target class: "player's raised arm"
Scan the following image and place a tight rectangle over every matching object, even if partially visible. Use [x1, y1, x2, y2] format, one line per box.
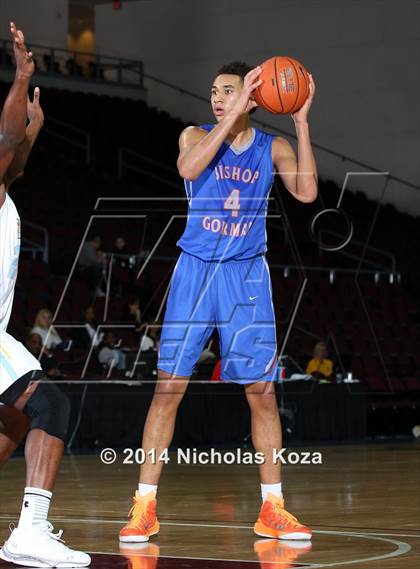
[0, 23, 34, 185]
[177, 66, 262, 180]
[4, 87, 44, 188]
[272, 74, 318, 203]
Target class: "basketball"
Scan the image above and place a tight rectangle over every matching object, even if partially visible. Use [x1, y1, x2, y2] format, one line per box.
[254, 56, 310, 114]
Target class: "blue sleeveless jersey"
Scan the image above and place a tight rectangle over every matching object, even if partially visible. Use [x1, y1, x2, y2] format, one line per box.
[177, 126, 275, 261]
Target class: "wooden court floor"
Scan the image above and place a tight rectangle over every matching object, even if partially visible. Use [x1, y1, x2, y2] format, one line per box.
[0, 442, 419, 568]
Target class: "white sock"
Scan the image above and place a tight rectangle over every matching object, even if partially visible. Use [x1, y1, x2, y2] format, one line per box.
[261, 482, 282, 502]
[18, 487, 52, 529]
[138, 483, 158, 497]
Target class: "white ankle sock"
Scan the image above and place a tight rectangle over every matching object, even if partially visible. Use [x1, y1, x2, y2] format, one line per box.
[261, 482, 282, 502]
[18, 487, 52, 529]
[138, 483, 158, 497]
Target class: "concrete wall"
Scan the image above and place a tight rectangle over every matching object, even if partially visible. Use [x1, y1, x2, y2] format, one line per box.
[95, 0, 420, 214]
[0, 0, 68, 48]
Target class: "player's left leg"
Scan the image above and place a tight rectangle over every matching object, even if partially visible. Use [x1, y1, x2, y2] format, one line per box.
[0, 331, 90, 567]
[245, 381, 311, 540]
[216, 255, 311, 540]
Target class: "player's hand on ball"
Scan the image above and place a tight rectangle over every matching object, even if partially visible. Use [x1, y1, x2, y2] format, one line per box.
[291, 74, 315, 125]
[27, 87, 44, 126]
[10, 22, 34, 78]
[226, 66, 262, 118]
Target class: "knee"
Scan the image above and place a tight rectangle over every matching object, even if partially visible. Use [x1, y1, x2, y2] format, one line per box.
[23, 382, 70, 442]
[0, 408, 30, 444]
[248, 392, 278, 415]
[151, 390, 183, 415]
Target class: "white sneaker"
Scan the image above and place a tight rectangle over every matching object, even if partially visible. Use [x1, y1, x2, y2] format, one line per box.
[0, 521, 91, 567]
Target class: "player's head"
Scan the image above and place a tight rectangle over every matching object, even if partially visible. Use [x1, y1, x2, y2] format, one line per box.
[103, 331, 116, 347]
[114, 236, 126, 251]
[84, 305, 96, 323]
[212, 61, 256, 121]
[26, 332, 43, 355]
[34, 308, 53, 329]
[87, 233, 101, 249]
[314, 341, 328, 359]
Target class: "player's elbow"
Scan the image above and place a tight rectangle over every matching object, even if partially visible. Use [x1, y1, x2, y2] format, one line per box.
[296, 180, 318, 203]
[0, 131, 22, 152]
[178, 164, 199, 181]
[299, 191, 318, 203]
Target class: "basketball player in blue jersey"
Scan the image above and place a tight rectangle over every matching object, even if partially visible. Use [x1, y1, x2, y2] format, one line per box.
[120, 62, 317, 543]
[0, 23, 90, 567]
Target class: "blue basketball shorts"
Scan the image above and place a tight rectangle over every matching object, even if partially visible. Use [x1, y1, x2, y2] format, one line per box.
[158, 252, 278, 383]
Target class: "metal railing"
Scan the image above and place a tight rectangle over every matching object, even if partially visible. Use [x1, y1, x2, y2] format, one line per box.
[0, 38, 144, 89]
[43, 116, 91, 164]
[21, 219, 49, 262]
[118, 147, 181, 191]
[318, 229, 396, 273]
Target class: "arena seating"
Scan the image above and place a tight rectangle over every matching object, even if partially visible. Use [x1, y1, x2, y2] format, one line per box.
[1, 80, 419, 433]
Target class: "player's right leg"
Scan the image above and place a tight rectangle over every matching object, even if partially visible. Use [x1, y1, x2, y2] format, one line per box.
[119, 369, 189, 543]
[119, 252, 216, 543]
[0, 331, 91, 567]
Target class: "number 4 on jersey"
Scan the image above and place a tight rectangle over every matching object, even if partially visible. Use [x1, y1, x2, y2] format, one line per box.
[224, 189, 240, 217]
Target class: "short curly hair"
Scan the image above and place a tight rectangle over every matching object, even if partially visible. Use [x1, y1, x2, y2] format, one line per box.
[215, 61, 253, 81]
[214, 61, 257, 114]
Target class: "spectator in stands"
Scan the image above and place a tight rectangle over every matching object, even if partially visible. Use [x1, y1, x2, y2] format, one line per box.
[31, 308, 63, 350]
[125, 296, 142, 329]
[147, 324, 161, 351]
[113, 236, 134, 269]
[198, 346, 217, 365]
[74, 306, 103, 350]
[26, 333, 63, 379]
[306, 341, 334, 381]
[137, 322, 161, 352]
[77, 234, 106, 296]
[111, 236, 134, 296]
[114, 236, 127, 254]
[98, 331, 126, 371]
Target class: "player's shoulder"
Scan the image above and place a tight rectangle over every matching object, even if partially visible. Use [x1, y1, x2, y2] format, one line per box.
[271, 135, 295, 158]
[178, 125, 208, 147]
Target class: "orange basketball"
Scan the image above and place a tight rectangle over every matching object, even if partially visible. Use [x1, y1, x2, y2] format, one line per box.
[254, 56, 310, 114]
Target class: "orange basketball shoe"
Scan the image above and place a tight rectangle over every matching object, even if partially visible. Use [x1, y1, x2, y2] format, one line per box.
[254, 539, 312, 569]
[254, 493, 312, 540]
[119, 491, 160, 542]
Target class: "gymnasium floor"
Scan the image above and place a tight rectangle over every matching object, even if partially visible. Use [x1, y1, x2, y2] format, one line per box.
[0, 443, 419, 568]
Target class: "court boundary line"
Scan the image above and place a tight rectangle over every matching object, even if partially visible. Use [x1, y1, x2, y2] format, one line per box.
[0, 516, 413, 567]
[88, 530, 412, 568]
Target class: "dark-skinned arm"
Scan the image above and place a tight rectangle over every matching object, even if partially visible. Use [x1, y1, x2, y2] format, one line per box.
[0, 23, 34, 178]
[4, 87, 44, 188]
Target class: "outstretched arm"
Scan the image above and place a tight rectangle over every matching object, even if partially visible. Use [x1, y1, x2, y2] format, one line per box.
[0, 22, 34, 182]
[4, 87, 44, 188]
[272, 75, 318, 203]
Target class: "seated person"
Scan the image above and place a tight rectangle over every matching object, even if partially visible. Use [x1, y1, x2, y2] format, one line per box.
[26, 333, 63, 379]
[31, 308, 66, 350]
[306, 341, 334, 381]
[77, 234, 106, 295]
[73, 306, 103, 350]
[98, 332, 126, 371]
[113, 236, 134, 269]
[125, 296, 142, 328]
